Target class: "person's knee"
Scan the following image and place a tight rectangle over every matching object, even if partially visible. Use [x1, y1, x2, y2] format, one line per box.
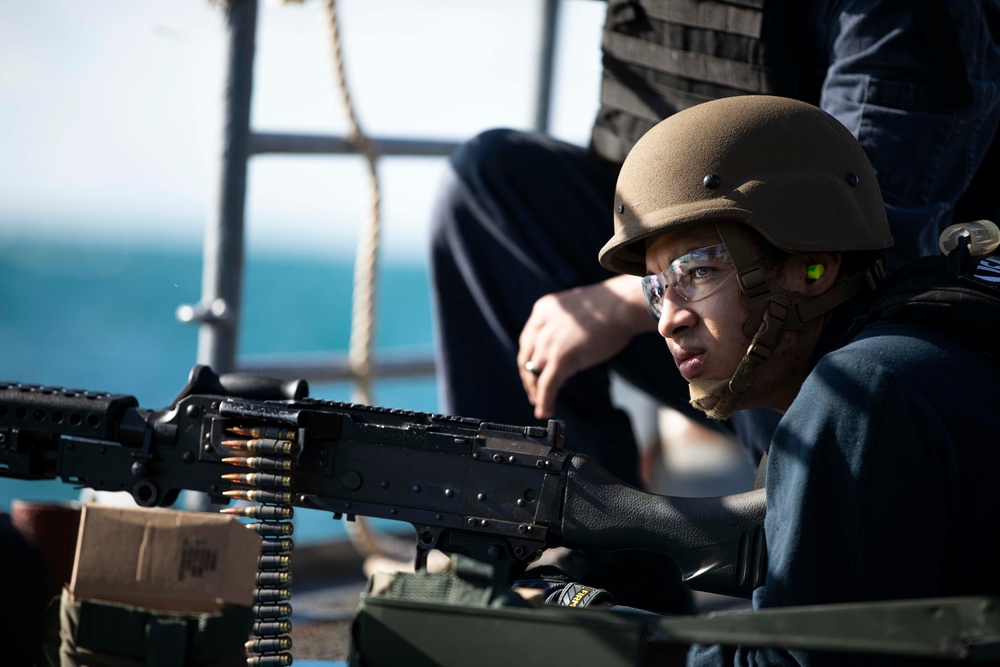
[450, 128, 535, 183]
[431, 128, 536, 247]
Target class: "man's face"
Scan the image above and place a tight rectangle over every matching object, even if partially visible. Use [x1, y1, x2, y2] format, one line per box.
[644, 222, 815, 415]
[645, 224, 751, 414]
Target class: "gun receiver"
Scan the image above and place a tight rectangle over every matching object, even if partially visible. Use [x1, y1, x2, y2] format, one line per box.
[0, 366, 765, 599]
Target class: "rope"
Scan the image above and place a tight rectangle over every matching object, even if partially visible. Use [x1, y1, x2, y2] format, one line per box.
[323, 0, 381, 406]
[322, 0, 411, 566]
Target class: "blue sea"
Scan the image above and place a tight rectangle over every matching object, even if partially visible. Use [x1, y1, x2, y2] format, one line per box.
[0, 235, 438, 544]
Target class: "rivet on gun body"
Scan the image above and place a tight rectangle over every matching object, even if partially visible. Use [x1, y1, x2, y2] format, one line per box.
[342, 471, 362, 490]
[380, 480, 389, 489]
[390, 508, 397, 515]
[477, 493, 486, 501]
[535, 460, 545, 468]
[479, 519, 488, 526]
[492, 454, 502, 463]
[467, 518, 477, 527]
[508, 456, 516, 463]
[472, 452, 480, 460]
[186, 405, 200, 418]
[412, 484, 421, 493]
[516, 499, 525, 507]
[488, 546, 500, 560]
[444, 489, 454, 497]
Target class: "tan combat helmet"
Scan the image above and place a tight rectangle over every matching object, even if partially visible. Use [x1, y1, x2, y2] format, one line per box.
[599, 95, 893, 419]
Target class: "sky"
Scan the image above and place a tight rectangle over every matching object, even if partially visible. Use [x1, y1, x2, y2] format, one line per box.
[0, 0, 606, 261]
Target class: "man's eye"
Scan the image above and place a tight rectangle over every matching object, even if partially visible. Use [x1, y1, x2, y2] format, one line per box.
[687, 266, 714, 280]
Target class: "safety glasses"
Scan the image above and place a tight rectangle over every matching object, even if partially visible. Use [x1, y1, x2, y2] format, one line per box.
[641, 242, 736, 319]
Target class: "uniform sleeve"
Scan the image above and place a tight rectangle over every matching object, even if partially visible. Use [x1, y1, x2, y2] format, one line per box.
[689, 342, 955, 667]
[812, 0, 1000, 270]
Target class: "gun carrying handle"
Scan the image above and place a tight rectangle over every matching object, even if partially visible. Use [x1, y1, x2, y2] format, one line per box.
[559, 454, 767, 599]
[171, 365, 308, 405]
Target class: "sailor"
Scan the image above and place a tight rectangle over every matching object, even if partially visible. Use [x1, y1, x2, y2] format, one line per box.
[598, 94, 1000, 666]
[429, 0, 1000, 613]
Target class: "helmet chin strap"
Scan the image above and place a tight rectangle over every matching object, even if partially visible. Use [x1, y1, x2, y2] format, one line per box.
[687, 221, 882, 421]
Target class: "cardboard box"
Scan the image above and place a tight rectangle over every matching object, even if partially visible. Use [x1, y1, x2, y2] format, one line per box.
[69, 504, 261, 613]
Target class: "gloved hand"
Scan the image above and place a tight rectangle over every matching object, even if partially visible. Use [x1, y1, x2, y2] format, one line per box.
[512, 564, 616, 608]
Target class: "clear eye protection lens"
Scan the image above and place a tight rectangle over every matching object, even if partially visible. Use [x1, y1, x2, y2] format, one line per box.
[641, 274, 667, 319]
[642, 243, 735, 319]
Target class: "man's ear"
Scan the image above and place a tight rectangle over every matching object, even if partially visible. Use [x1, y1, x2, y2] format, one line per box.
[795, 253, 842, 296]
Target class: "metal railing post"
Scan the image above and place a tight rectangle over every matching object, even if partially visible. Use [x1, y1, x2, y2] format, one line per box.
[185, 0, 258, 374]
[534, 0, 560, 133]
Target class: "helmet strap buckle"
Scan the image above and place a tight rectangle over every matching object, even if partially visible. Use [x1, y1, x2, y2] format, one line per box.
[737, 267, 769, 298]
[746, 301, 788, 364]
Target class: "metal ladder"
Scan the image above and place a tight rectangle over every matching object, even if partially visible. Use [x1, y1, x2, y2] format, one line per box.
[178, 0, 562, 386]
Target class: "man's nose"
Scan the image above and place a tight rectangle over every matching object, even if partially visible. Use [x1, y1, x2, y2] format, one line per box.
[657, 292, 697, 339]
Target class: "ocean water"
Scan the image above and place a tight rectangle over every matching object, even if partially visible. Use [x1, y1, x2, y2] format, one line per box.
[0, 235, 438, 544]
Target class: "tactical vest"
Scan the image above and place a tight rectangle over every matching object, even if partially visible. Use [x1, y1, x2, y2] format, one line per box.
[591, 0, 820, 167]
[847, 248, 1000, 364]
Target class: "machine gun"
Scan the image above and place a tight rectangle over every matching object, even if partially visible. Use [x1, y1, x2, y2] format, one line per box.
[0, 365, 765, 599]
[8, 367, 1000, 664]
